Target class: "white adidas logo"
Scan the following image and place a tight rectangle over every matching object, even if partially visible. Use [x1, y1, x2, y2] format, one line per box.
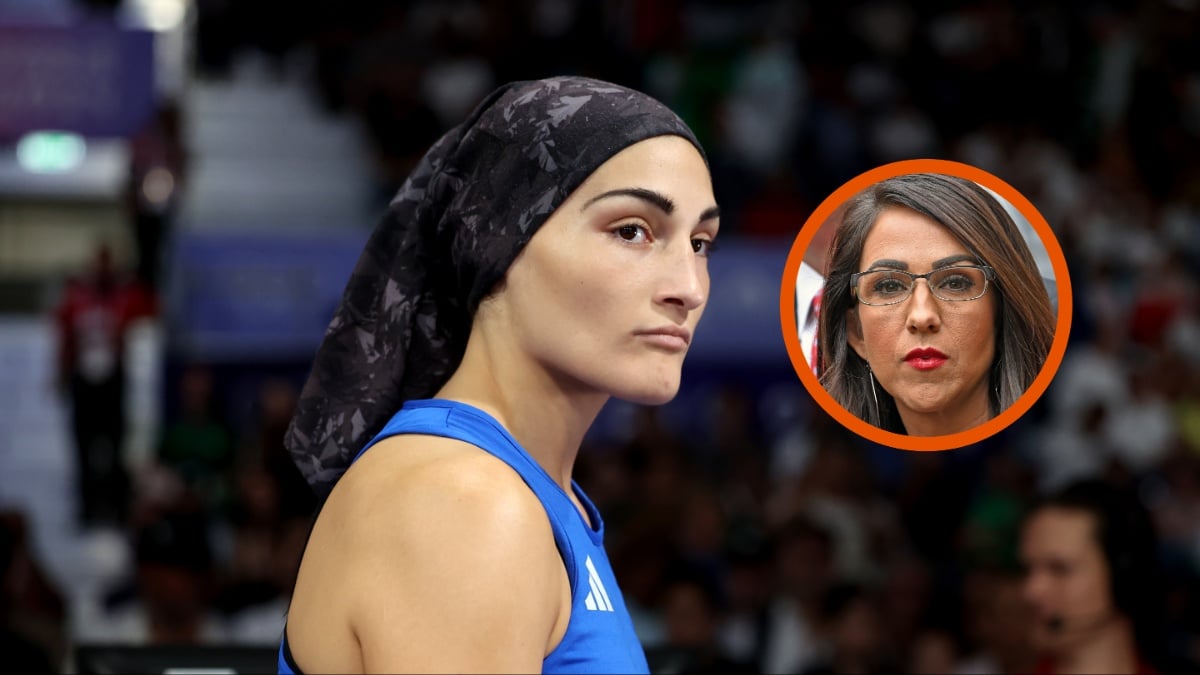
[583, 555, 614, 612]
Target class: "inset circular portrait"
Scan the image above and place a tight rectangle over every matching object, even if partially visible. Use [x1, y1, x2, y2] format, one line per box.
[781, 159, 1072, 451]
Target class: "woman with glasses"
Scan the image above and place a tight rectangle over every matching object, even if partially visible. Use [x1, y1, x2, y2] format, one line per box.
[815, 173, 1054, 436]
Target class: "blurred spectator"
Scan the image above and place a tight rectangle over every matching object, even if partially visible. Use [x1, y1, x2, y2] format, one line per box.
[877, 555, 935, 657]
[1146, 450, 1200, 663]
[1020, 480, 1168, 674]
[125, 102, 189, 292]
[718, 27, 805, 181]
[53, 244, 157, 528]
[960, 450, 1034, 571]
[761, 515, 837, 674]
[894, 453, 974, 566]
[1152, 452, 1200, 569]
[92, 506, 225, 644]
[609, 522, 675, 650]
[418, 10, 495, 130]
[1041, 326, 1127, 474]
[363, 82, 443, 204]
[350, 54, 444, 205]
[573, 442, 636, 530]
[801, 583, 896, 675]
[213, 377, 312, 642]
[211, 459, 306, 644]
[769, 440, 897, 586]
[1127, 250, 1196, 351]
[693, 387, 771, 525]
[1101, 363, 1177, 474]
[645, 564, 755, 674]
[957, 569, 1036, 674]
[717, 534, 774, 670]
[906, 627, 960, 675]
[673, 484, 728, 584]
[625, 407, 694, 522]
[738, 167, 812, 238]
[157, 364, 234, 516]
[236, 377, 316, 523]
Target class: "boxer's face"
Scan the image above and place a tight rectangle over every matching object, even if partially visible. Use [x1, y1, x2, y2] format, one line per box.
[489, 135, 719, 405]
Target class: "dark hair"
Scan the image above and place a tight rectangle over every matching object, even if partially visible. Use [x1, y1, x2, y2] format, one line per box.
[287, 76, 705, 497]
[1025, 480, 1165, 663]
[817, 173, 1054, 433]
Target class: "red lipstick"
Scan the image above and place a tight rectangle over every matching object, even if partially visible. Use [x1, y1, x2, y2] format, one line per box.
[905, 347, 948, 371]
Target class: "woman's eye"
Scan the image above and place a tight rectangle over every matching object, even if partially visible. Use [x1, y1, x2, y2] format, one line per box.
[692, 239, 716, 256]
[615, 224, 647, 243]
[874, 278, 907, 295]
[938, 275, 975, 292]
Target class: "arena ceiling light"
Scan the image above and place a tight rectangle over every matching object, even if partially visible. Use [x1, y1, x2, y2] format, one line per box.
[16, 130, 86, 174]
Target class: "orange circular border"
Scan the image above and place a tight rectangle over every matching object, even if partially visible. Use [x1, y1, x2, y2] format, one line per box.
[780, 159, 1073, 451]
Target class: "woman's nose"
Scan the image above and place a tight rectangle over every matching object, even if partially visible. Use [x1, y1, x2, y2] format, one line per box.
[906, 280, 942, 333]
[657, 241, 706, 311]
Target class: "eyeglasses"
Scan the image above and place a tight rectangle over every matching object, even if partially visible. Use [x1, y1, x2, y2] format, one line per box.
[851, 265, 995, 306]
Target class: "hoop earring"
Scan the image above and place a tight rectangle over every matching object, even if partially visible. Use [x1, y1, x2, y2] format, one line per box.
[869, 370, 881, 424]
[991, 355, 1003, 409]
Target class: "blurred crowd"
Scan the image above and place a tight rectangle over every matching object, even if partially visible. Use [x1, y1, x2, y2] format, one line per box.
[3, 0, 1200, 672]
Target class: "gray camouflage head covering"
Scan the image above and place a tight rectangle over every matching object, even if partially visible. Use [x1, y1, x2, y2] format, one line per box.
[286, 76, 706, 497]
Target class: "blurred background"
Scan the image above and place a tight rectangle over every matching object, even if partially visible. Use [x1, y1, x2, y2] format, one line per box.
[0, 0, 1198, 672]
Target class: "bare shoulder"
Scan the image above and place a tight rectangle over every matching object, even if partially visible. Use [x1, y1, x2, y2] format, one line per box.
[338, 433, 545, 525]
[287, 434, 567, 673]
[324, 435, 559, 576]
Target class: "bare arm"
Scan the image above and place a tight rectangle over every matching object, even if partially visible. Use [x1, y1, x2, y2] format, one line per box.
[288, 438, 568, 674]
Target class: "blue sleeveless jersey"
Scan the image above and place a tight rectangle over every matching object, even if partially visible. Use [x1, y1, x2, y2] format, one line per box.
[279, 398, 649, 674]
